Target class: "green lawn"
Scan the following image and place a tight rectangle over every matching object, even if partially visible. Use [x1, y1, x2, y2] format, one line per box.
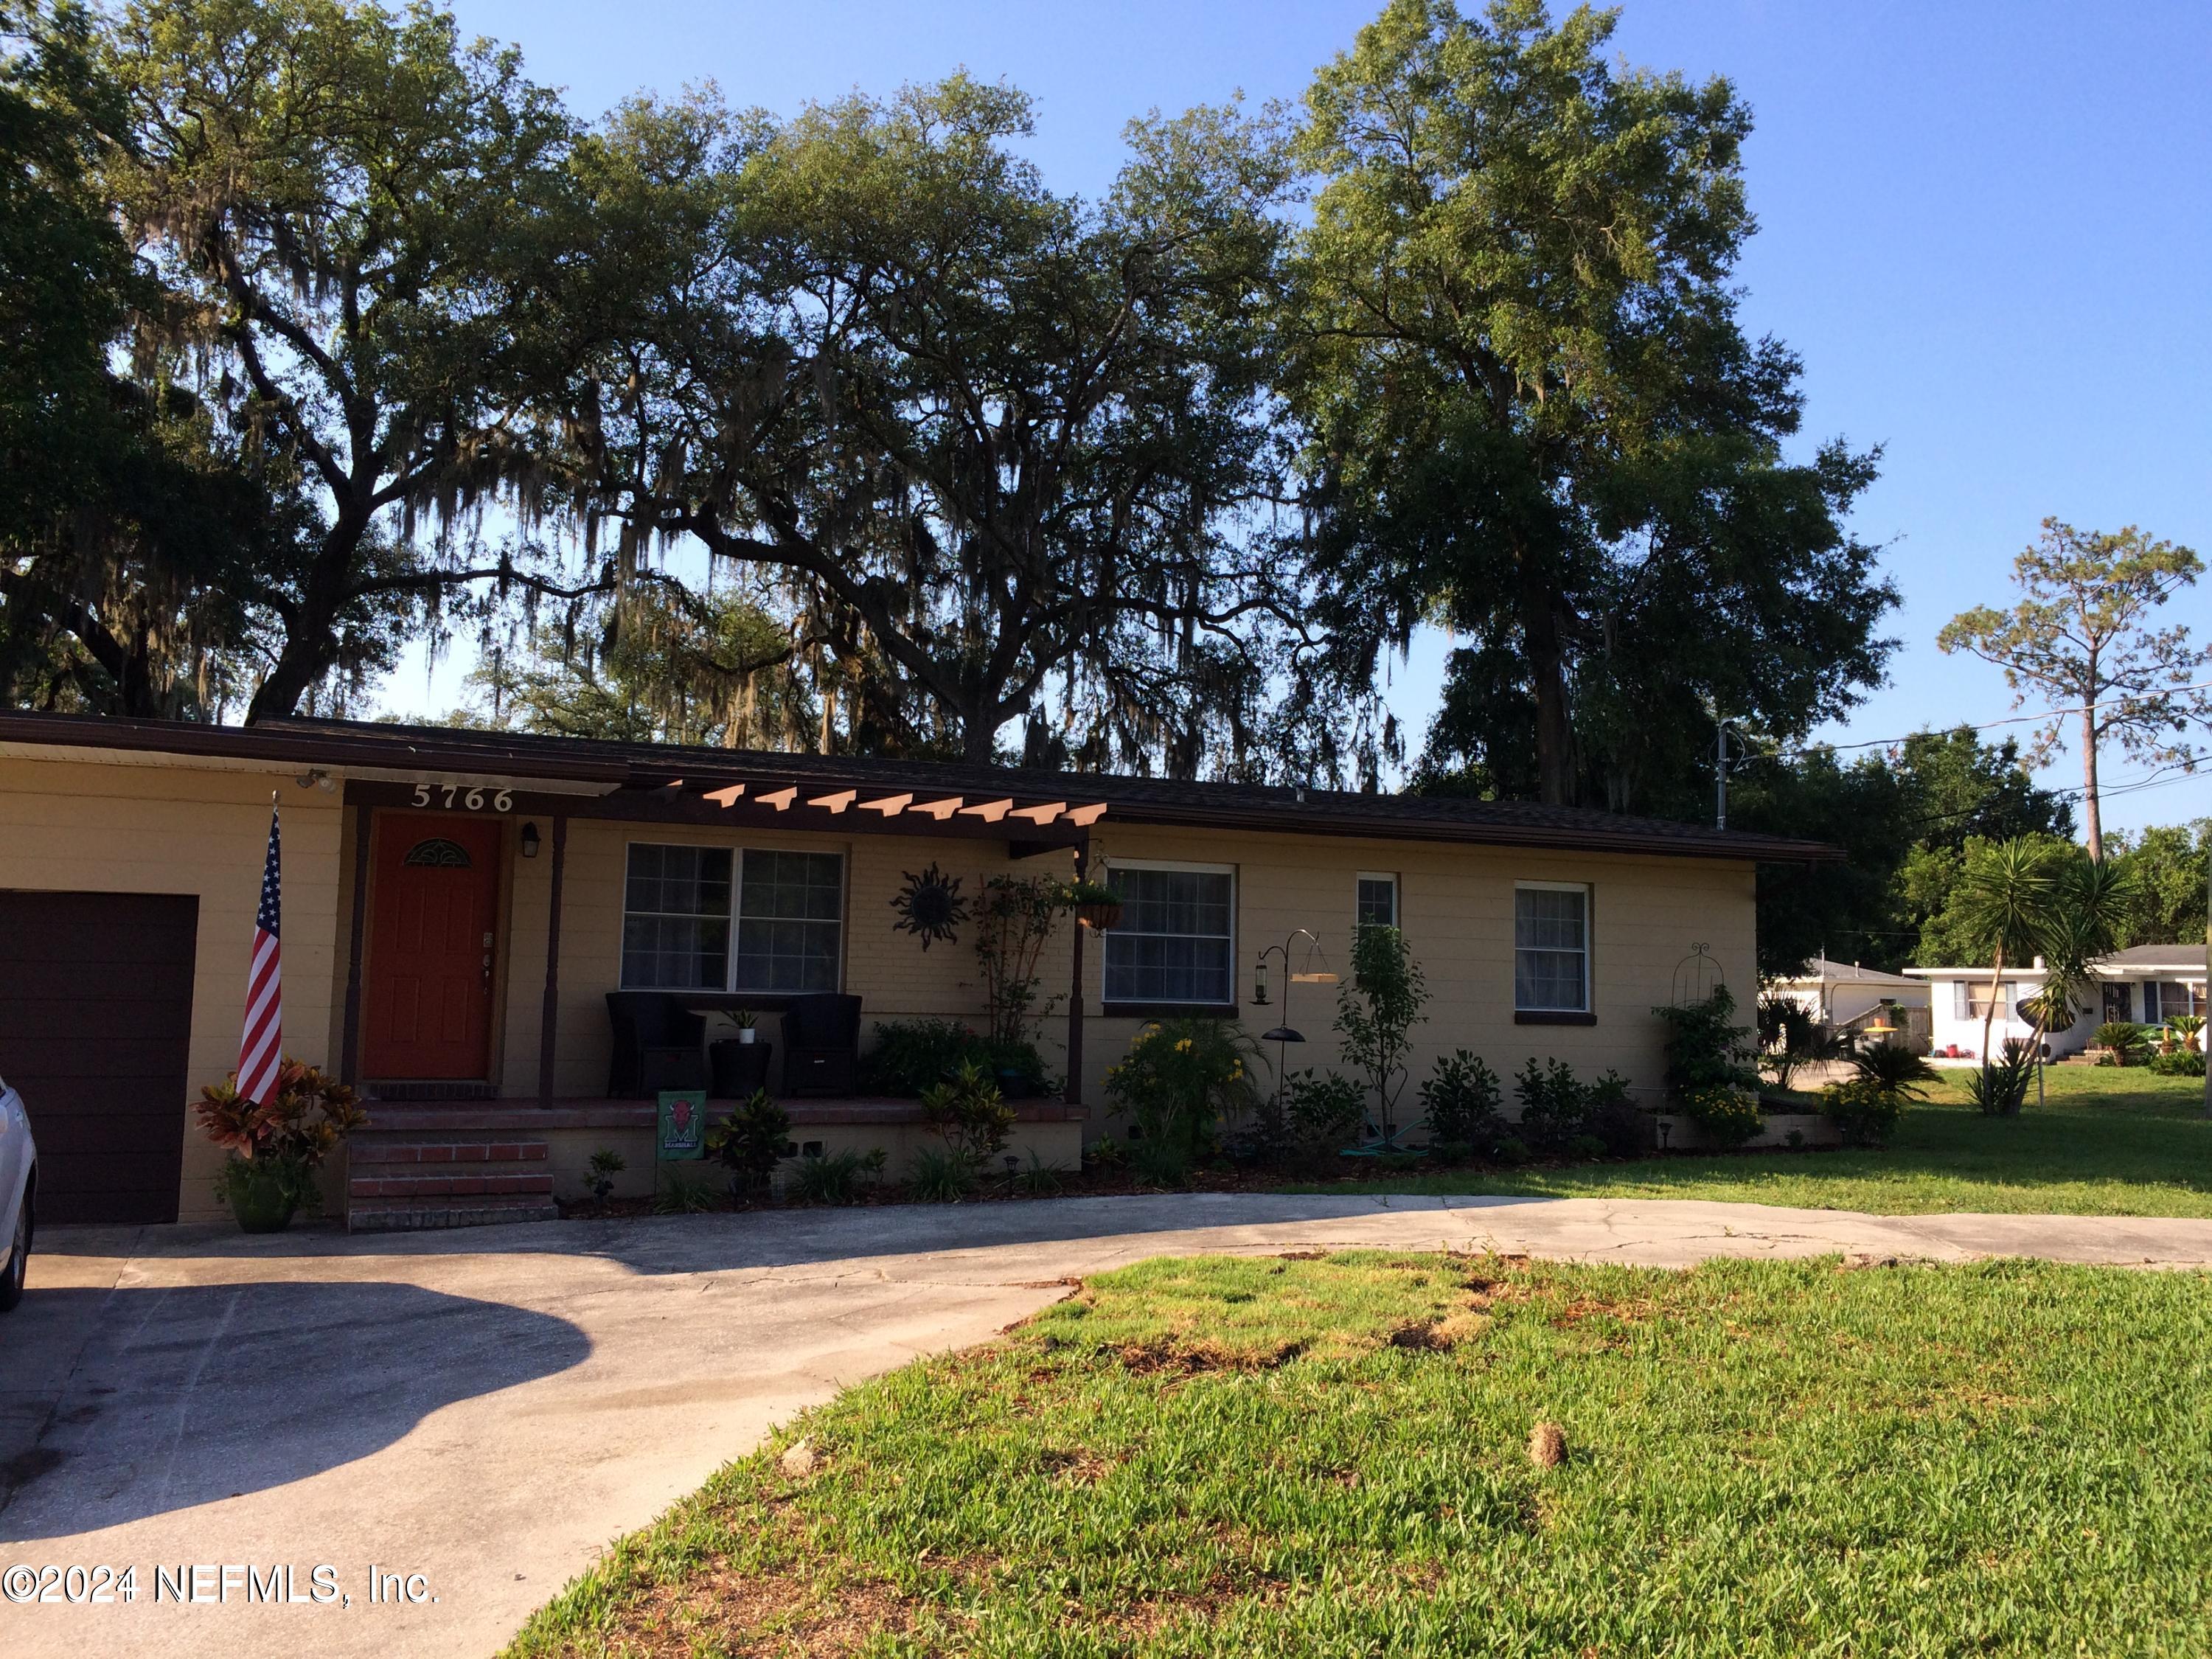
[1295, 1064, 2212, 1217]
[508, 1251, 2212, 1657]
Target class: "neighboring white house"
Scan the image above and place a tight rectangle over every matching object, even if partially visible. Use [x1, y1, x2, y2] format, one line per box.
[1904, 943, 2207, 1062]
[1768, 956, 1930, 1049]
[2090, 944, 2208, 1027]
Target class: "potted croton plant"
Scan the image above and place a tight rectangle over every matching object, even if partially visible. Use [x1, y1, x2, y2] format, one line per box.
[1063, 877, 1123, 932]
[194, 1060, 369, 1232]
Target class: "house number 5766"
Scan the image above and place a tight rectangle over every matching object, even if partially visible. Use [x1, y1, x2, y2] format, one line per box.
[411, 783, 514, 812]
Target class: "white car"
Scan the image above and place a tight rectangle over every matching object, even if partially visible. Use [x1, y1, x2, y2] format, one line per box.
[0, 1077, 34, 1311]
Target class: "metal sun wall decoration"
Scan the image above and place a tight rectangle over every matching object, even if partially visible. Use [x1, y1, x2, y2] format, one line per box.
[890, 863, 969, 950]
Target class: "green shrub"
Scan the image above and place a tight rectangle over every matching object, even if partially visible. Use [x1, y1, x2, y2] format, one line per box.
[1281, 1068, 1367, 1168]
[1582, 1071, 1652, 1158]
[1851, 1042, 1939, 1098]
[1683, 1084, 1764, 1148]
[1419, 1051, 1504, 1151]
[2094, 1022, 2152, 1065]
[1820, 1077, 1905, 1147]
[653, 1166, 720, 1214]
[919, 1060, 1016, 1164]
[1011, 1151, 1068, 1196]
[1965, 1039, 2038, 1116]
[863, 1019, 986, 1095]
[1652, 987, 1763, 1149]
[1105, 1018, 1258, 1168]
[787, 1147, 886, 1205]
[582, 1147, 626, 1201]
[704, 1090, 790, 1198]
[1652, 986, 1761, 1100]
[2149, 1048, 2206, 1077]
[1492, 1135, 1532, 1166]
[906, 1144, 975, 1203]
[1513, 1057, 1588, 1155]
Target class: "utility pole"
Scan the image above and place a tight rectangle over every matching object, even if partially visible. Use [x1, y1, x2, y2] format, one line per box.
[1715, 718, 1728, 831]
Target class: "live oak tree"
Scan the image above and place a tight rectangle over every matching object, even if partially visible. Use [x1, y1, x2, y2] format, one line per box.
[1939, 518, 2210, 861]
[0, 1, 269, 715]
[549, 77, 1301, 772]
[1286, 0, 1893, 807]
[100, 0, 599, 721]
[462, 585, 815, 751]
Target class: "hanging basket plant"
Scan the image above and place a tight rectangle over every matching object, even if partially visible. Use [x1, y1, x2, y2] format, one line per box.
[890, 863, 969, 950]
[1063, 877, 1123, 931]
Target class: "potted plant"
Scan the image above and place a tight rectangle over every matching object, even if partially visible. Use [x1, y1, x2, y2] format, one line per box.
[734, 1008, 759, 1046]
[1062, 877, 1123, 931]
[193, 1060, 369, 1233]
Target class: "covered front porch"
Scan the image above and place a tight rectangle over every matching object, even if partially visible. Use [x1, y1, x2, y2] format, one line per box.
[328, 757, 1112, 1228]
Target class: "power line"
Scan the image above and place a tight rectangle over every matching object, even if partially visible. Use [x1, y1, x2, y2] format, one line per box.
[1762, 676, 2212, 763]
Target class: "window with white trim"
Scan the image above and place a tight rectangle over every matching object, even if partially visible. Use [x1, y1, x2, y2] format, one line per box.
[2142, 980, 2206, 1022]
[1952, 981, 2017, 1020]
[1104, 864, 1235, 1006]
[1514, 883, 1590, 1012]
[1356, 872, 1399, 931]
[622, 844, 844, 992]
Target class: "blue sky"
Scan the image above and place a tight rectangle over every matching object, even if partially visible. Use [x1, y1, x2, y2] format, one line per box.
[385, 0, 2212, 835]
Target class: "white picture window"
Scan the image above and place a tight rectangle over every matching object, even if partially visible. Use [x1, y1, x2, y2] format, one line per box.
[1356, 872, 1399, 931]
[1104, 864, 1235, 1006]
[622, 844, 844, 992]
[1514, 883, 1590, 1013]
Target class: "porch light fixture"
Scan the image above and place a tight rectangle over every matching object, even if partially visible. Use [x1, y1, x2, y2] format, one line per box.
[521, 821, 540, 858]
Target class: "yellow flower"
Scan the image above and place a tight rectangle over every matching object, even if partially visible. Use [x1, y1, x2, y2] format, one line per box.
[1175, 1037, 1192, 1052]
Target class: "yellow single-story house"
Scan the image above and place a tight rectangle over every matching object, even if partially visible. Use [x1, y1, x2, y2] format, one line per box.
[0, 711, 1831, 1227]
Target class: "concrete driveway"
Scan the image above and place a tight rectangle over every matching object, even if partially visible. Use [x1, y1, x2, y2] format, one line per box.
[5, 1193, 2210, 1659]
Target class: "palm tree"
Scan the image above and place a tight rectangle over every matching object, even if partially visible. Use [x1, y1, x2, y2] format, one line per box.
[2017, 857, 2139, 1104]
[1953, 838, 2061, 1093]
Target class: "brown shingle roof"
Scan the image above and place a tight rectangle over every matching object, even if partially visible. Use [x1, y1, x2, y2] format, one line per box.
[0, 710, 1840, 863]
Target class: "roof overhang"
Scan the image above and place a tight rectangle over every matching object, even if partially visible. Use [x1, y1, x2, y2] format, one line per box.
[0, 711, 1843, 863]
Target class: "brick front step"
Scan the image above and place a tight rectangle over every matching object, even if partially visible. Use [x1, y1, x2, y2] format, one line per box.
[349, 1172, 554, 1200]
[351, 1140, 550, 1166]
[348, 1195, 560, 1231]
[345, 1125, 557, 1231]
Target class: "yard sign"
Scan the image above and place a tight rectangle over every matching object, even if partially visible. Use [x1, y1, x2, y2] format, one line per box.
[656, 1091, 708, 1161]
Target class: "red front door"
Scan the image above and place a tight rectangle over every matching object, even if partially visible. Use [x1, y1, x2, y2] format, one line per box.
[363, 813, 502, 1079]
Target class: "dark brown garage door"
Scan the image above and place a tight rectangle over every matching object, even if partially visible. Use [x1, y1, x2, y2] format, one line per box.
[0, 891, 198, 1223]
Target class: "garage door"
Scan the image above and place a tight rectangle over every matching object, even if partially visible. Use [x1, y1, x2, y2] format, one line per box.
[0, 891, 198, 1223]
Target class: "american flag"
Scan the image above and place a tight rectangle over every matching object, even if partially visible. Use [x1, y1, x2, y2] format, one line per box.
[237, 798, 283, 1106]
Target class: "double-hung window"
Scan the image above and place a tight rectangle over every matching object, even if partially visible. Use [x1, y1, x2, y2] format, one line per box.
[1356, 872, 1399, 931]
[622, 844, 844, 992]
[1104, 863, 1235, 1006]
[734, 849, 845, 991]
[1514, 883, 1590, 1015]
[622, 844, 731, 990]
